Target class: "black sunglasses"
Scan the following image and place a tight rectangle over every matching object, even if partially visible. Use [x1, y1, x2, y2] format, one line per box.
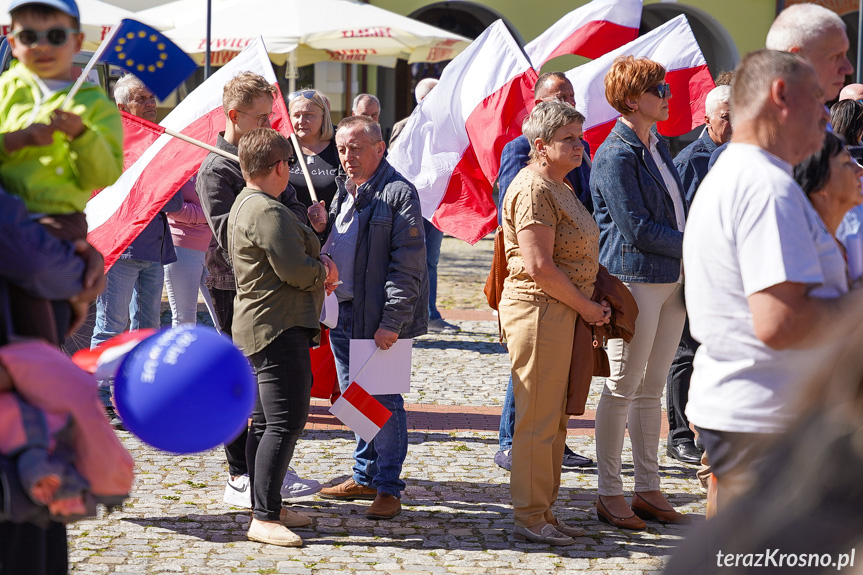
[645, 83, 672, 100]
[12, 27, 79, 48]
[267, 156, 298, 170]
[288, 90, 316, 102]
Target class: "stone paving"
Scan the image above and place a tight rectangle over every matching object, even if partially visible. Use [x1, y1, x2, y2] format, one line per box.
[66, 238, 706, 574]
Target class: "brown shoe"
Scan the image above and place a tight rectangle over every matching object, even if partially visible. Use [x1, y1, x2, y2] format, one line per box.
[318, 478, 377, 501]
[630, 493, 691, 525]
[596, 497, 646, 530]
[279, 507, 311, 528]
[365, 493, 401, 520]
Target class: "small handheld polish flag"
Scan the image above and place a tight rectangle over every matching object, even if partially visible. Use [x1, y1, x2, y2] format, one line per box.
[329, 349, 392, 442]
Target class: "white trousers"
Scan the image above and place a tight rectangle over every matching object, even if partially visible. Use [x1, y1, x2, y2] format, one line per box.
[595, 281, 685, 496]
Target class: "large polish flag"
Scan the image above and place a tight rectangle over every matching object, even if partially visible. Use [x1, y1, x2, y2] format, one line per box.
[567, 15, 715, 155]
[85, 37, 291, 271]
[525, 0, 642, 69]
[387, 21, 537, 245]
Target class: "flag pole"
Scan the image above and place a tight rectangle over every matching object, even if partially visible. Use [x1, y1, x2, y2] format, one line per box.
[163, 127, 238, 162]
[205, 0, 212, 79]
[289, 133, 319, 203]
[62, 22, 121, 110]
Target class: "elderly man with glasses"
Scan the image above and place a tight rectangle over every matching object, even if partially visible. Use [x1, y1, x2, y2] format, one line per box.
[196, 72, 321, 510]
[90, 73, 183, 430]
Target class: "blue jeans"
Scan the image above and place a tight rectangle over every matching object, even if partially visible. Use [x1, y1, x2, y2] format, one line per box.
[499, 374, 515, 451]
[424, 219, 443, 321]
[164, 246, 217, 328]
[329, 300, 407, 497]
[92, 258, 164, 347]
[92, 258, 164, 406]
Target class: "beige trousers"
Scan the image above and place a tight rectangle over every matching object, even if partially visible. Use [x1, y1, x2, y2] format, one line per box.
[595, 282, 685, 496]
[499, 298, 576, 528]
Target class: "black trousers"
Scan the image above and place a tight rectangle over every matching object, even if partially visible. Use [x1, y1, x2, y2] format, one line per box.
[246, 327, 314, 520]
[666, 314, 699, 445]
[208, 286, 248, 477]
[0, 522, 67, 575]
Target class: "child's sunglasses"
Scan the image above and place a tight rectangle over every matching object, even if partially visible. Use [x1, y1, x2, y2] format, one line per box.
[11, 27, 79, 48]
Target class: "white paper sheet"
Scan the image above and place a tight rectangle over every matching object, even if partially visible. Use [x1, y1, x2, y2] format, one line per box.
[348, 339, 413, 395]
[319, 292, 338, 329]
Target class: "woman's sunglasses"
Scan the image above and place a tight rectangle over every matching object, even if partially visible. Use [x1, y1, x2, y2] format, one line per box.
[11, 27, 79, 48]
[645, 83, 672, 100]
[288, 90, 317, 102]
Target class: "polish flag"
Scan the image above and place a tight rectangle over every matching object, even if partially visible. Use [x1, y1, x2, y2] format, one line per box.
[387, 21, 538, 245]
[71, 329, 157, 379]
[329, 382, 392, 442]
[567, 15, 715, 155]
[525, 0, 642, 69]
[85, 36, 291, 271]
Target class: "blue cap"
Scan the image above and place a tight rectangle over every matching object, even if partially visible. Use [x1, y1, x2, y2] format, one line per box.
[8, 0, 80, 20]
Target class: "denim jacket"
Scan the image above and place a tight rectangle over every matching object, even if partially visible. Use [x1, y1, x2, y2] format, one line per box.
[590, 119, 687, 283]
[326, 159, 429, 339]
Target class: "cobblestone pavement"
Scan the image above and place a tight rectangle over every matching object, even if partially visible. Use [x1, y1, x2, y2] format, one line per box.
[68, 238, 706, 574]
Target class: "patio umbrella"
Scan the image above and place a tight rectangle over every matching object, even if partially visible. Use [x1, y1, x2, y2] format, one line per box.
[139, 0, 470, 68]
[0, 0, 147, 51]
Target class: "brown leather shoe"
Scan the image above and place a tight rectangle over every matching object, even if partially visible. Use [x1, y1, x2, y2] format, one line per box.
[279, 507, 311, 528]
[318, 478, 377, 501]
[365, 493, 401, 520]
[630, 493, 691, 525]
[596, 497, 646, 530]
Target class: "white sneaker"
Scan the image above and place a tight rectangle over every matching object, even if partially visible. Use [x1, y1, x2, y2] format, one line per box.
[280, 467, 322, 498]
[224, 474, 252, 508]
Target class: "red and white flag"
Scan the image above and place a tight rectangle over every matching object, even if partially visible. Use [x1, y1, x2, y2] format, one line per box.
[524, 0, 642, 69]
[71, 329, 157, 379]
[387, 20, 537, 245]
[567, 15, 715, 154]
[85, 36, 291, 271]
[329, 382, 392, 442]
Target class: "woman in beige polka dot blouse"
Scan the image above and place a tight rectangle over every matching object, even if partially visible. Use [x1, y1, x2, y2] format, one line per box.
[499, 101, 611, 546]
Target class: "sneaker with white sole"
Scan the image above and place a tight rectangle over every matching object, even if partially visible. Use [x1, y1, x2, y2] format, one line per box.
[224, 474, 252, 508]
[280, 467, 321, 499]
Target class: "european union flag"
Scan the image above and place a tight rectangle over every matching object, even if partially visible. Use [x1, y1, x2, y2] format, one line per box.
[100, 19, 197, 101]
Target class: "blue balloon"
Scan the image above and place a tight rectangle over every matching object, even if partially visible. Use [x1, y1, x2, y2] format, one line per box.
[114, 326, 255, 454]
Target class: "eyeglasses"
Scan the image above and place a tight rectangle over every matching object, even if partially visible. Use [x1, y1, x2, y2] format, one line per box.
[266, 156, 298, 170]
[131, 93, 156, 104]
[288, 90, 317, 102]
[645, 83, 672, 100]
[11, 27, 79, 48]
[235, 109, 276, 127]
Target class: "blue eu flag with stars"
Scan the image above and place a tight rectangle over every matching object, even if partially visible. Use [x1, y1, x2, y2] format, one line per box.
[101, 19, 197, 101]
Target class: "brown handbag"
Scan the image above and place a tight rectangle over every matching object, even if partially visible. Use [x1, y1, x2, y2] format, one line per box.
[483, 226, 508, 311]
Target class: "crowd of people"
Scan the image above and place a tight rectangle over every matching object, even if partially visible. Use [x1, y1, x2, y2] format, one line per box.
[2, 0, 863, 569]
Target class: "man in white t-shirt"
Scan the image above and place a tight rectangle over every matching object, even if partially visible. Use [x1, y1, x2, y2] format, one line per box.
[683, 50, 863, 512]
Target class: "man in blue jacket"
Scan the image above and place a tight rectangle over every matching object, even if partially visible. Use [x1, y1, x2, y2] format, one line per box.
[665, 85, 731, 465]
[493, 71, 595, 471]
[90, 75, 183, 430]
[311, 115, 428, 520]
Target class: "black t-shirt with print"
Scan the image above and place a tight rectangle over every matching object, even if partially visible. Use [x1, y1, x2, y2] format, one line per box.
[289, 139, 339, 209]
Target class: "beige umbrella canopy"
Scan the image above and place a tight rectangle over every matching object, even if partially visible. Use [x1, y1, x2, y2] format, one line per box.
[0, 0, 141, 51]
[139, 0, 470, 68]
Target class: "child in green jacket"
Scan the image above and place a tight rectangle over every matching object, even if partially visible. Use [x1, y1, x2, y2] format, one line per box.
[0, 0, 123, 242]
